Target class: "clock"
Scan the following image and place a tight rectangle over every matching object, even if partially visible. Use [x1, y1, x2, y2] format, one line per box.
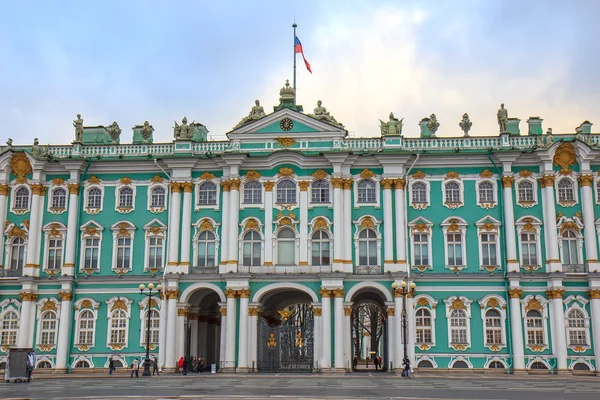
[280, 118, 294, 131]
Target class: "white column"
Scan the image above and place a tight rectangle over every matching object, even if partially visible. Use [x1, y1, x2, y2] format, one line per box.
[406, 295, 415, 364]
[190, 315, 199, 358]
[541, 176, 560, 270]
[394, 179, 407, 267]
[333, 290, 344, 370]
[320, 291, 332, 370]
[0, 184, 9, 268]
[343, 180, 353, 272]
[224, 290, 237, 369]
[158, 297, 167, 369]
[219, 306, 227, 367]
[394, 293, 403, 368]
[167, 183, 182, 270]
[179, 183, 193, 272]
[164, 289, 179, 370]
[502, 177, 519, 272]
[63, 184, 80, 275]
[332, 179, 343, 269]
[227, 180, 240, 271]
[588, 290, 600, 373]
[237, 290, 249, 370]
[264, 182, 274, 266]
[548, 289, 568, 371]
[313, 308, 322, 370]
[344, 306, 352, 370]
[176, 306, 187, 361]
[24, 184, 43, 276]
[299, 182, 309, 266]
[508, 287, 525, 371]
[386, 307, 395, 369]
[579, 176, 599, 270]
[16, 293, 36, 347]
[382, 180, 394, 272]
[248, 307, 258, 371]
[34, 192, 44, 264]
[54, 288, 73, 370]
[220, 182, 230, 267]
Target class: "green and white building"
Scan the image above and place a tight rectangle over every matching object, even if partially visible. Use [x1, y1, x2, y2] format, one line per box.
[1, 82, 600, 374]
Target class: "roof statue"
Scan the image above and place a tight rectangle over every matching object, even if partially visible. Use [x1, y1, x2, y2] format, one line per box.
[427, 114, 440, 136]
[73, 114, 84, 143]
[459, 113, 472, 137]
[234, 100, 266, 128]
[31, 138, 47, 158]
[141, 121, 154, 143]
[497, 103, 508, 133]
[307, 100, 341, 126]
[174, 117, 194, 139]
[379, 112, 403, 136]
[274, 80, 302, 112]
[107, 121, 122, 144]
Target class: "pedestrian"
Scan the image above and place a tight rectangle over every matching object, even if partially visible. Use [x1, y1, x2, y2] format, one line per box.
[182, 356, 188, 375]
[199, 356, 205, 373]
[192, 357, 198, 373]
[152, 356, 159, 376]
[130, 358, 139, 378]
[178, 356, 184, 374]
[402, 358, 412, 379]
[108, 358, 115, 375]
[374, 355, 379, 371]
[378, 356, 383, 370]
[352, 356, 358, 371]
[27, 351, 36, 380]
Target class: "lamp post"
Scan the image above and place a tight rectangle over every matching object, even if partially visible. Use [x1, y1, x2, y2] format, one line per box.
[391, 280, 416, 367]
[139, 282, 162, 377]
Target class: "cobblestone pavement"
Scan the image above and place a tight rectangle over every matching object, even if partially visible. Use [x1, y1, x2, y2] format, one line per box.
[1, 373, 599, 400]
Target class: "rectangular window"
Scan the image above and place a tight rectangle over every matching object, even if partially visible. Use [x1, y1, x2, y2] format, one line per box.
[148, 237, 163, 270]
[116, 237, 131, 269]
[278, 241, 295, 265]
[520, 233, 538, 265]
[47, 239, 63, 270]
[481, 233, 497, 266]
[84, 238, 100, 269]
[413, 233, 429, 265]
[447, 233, 463, 266]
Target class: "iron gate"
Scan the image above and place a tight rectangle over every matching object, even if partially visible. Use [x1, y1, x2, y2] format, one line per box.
[257, 303, 314, 372]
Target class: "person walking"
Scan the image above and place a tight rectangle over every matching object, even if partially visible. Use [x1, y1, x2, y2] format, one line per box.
[182, 356, 188, 375]
[130, 358, 140, 378]
[108, 358, 115, 375]
[152, 356, 159, 376]
[27, 351, 36, 380]
[192, 357, 198, 373]
[402, 358, 412, 379]
[374, 355, 379, 371]
[198, 356, 205, 373]
[178, 356, 184, 374]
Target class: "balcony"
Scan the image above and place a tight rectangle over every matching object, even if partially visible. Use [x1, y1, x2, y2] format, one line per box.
[237, 265, 332, 274]
[0, 269, 22, 278]
[562, 264, 587, 273]
[355, 265, 382, 275]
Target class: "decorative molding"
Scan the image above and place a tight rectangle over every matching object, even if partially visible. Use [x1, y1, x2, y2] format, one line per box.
[312, 169, 328, 180]
[545, 289, 565, 299]
[525, 298, 542, 312]
[275, 137, 296, 149]
[298, 181, 311, 191]
[245, 170, 261, 180]
[380, 178, 395, 190]
[588, 289, 600, 299]
[394, 178, 406, 190]
[200, 171, 216, 181]
[330, 177, 344, 189]
[263, 181, 275, 192]
[278, 167, 294, 177]
[0, 184, 9, 196]
[412, 170, 426, 179]
[360, 216, 375, 229]
[58, 291, 73, 301]
[150, 175, 164, 183]
[553, 142, 577, 171]
[312, 217, 328, 230]
[244, 218, 259, 231]
[359, 169, 376, 179]
[502, 176, 514, 188]
[312, 308, 322, 316]
[579, 174, 594, 187]
[182, 181, 194, 193]
[11, 152, 32, 183]
[119, 177, 132, 185]
[19, 292, 39, 302]
[538, 175, 555, 188]
[445, 171, 460, 180]
[518, 170, 533, 178]
[479, 169, 494, 178]
[199, 219, 214, 232]
[68, 183, 80, 195]
[165, 289, 180, 300]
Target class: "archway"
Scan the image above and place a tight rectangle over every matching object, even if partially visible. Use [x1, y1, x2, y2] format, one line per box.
[186, 288, 222, 370]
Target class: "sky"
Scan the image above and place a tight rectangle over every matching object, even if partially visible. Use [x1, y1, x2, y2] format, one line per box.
[1, 0, 599, 145]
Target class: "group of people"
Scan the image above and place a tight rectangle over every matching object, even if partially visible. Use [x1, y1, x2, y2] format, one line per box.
[178, 356, 206, 375]
[350, 354, 412, 378]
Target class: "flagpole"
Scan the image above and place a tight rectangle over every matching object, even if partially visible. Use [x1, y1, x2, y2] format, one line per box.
[292, 22, 297, 103]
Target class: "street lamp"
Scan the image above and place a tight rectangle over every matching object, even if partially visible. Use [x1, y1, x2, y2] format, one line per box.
[391, 280, 416, 367]
[139, 282, 162, 377]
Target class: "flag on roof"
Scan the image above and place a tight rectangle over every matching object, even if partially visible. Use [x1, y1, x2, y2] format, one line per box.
[294, 36, 312, 74]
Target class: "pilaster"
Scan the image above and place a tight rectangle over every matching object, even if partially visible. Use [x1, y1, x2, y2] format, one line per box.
[24, 183, 45, 276]
[342, 179, 353, 272]
[319, 288, 332, 370]
[62, 183, 80, 276]
[17, 288, 38, 348]
[579, 175, 600, 272]
[501, 176, 520, 272]
[539, 175, 561, 272]
[331, 178, 344, 271]
[0, 184, 9, 268]
[394, 178, 407, 272]
[298, 181, 309, 265]
[219, 181, 230, 271]
[164, 283, 180, 371]
[166, 183, 182, 274]
[333, 288, 345, 371]
[263, 181, 274, 266]
[179, 182, 193, 273]
[227, 179, 241, 273]
[507, 285, 525, 371]
[546, 286, 567, 371]
[54, 280, 74, 371]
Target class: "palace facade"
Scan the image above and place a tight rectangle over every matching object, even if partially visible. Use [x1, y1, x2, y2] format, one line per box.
[1, 83, 600, 374]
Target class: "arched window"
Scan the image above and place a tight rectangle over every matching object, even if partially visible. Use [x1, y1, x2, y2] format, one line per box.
[47, 238, 63, 270]
[276, 180, 296, 204]
[481, 233, 497, 266]
[109, 310, 127, 345]
[14, 187, 29, 210]
[485, 309, 502, 345]
[116, 237, 132, 269]
[74, 360, 90, 368]
[567, 309, 587, 346]
[143, 309, 160, 345]
[10, 237, 25, 270]
[445, 182, 460, 203]
[561, 230, 579, 265]
[417, 360, 433, 368]
[412, 182, 427, 204]
[358, 229, 378, 266]
[311, 180, 330, 203]
[51, 188, 67, 209]
[39, 310, 57, 345]
[415, 308, 432, 344]
[150, 186, 166, 208]
[530, 361, 548, 370]
[243, 181, 262, 204]
[277, 228, 296, 265]
[357, 180, 376, 203]
[520, 232, 538, 266]
[478, 181, 494, 203]
[311, 231, 330, 266]
[517, 181, 534, 202]
[242, 231, 261, 267]
[148, 236, 163, 270]
[198, 182, 217, 205]
[573, 363, 591, 371]
[0, 311, 19, 346]
[196, 231, 216, 267]
[488, 361, 505, 369]
[83, 237, 100, 269]
[526, 310, 544, 345]
[78, 310, 95, 345]
[558, 179, 574, 202]
[87, 187, 102, 208]
[452, 360, 469, 368]
[118, 187, 134, 208]
[36, 360, 52, 369]
[449, 309, 468, 344]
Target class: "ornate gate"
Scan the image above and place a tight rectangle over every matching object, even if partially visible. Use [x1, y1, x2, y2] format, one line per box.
[257, 303, 314, 372]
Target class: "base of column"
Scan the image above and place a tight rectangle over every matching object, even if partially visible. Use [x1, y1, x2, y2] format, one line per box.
[52, 368, 68, 374]
[332, 367, 346, 373]
[512, 368, 527, 375]
[221, 367, 236, 373]
[332, 261, 344, 273]
[236, 367, 250, 373]
[587, 261, 600, 273]
[23, 265, 39, 277]
[507, 260, 520, 273]
[546, 261, 562, 273]
[556, 369, 571, 375]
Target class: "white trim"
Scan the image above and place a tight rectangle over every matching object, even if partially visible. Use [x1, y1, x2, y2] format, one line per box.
[444, 295, 472, 351]
[568, 357, 595, 371]
[413, 294, 438, 348]
[557, 216, 584, 268]
[71, 356, 94, 369]
[83, 184, 104, 215]
[274, 177, 299, 206]
[47, 185, 68, 215]
[449, 356, 473, 369]
[353, 215, 382, 269]
[114, 183, 137, 214]
[194, 178, 221, 211]
[79, 221, 104, 272]
[555, 174, 579, 207]
[563, 296, 591, 349]
[415, 355, 438, 368]
[3, 225, 28, 271]
[526, 357, 551, 370]
[110, 221, 136, 272]
[441, 179, 464, 209]
[515, 175, 538, 208]
[138, 297, 161, 346]
[353, 177, 381, 209]
[515, 216, 543, 271]
[41, 222, 67, 273]
[251, 282, 319, 303]
[192, 217, 220, 268]
[273, 225, 299, 266]
[308, 178, 332, 208]
[105, 297, 133, 351]
[344, 281, 394, 303]
[35, 357, 55, 369]
[478, 295, 507, 351]
[73, 298, 100, 349]
[34, 298, 61, 350]
[441, 217, 468, 271]
[238, 221, 265, 268]
[143, 219, 167, 273]
[180, 282, 227, 303]
[240, 178, 264, 209]
[475, 178, 497, 209]
[146, 182, 168, 214]
[475, 217, 502, 271]
[408, 217, 433, 272]
[521, 294, 550, 352]
[484, 357, 509, 369]
[10, 184, 31, 215]
[408, 179, 429, 210]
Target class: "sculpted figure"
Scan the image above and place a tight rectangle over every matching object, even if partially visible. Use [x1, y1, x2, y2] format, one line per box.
[73, 114, 84, 142]
[427, 114, 440, 135]
[32, 138, 40, 157]
[174, 117, 194, 139]
[497, 103, 508, 133]
[379, 112, 403, 136]
[141, 121, 154, 142]
[459, 113, 472, 136]
[234, 100, 266, 128]
[310, 100, 339, 125]
[107, 121, 122, 143]
[6, 138, 13, 149]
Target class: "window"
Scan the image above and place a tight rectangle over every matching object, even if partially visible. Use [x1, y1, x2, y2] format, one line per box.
[489, 361, 505, 369]
[0, 311, 19, 346]
[558, 179, 574, 202]
[87, 187, 102, 208]
[198, 182, 217, 205]
[311, 231, 330, 266]
[47, 238, 63, 270]
[452, 360, 469, 368]
[417, 360, 434, 368]
[277, 228, 296, 265]
[413, 233, 429, 266]
[118, 187, 134, 208]
[526, 310, 544, 345]
[150, 187, 166, 208]
[561, 230, 579, 265]
[416, 308, 432, 344]
[143, 309, 160, 344]
[109, 310, 127, 344]
[521, 232, 538, 265]
[115, 237, 131, 269]
[196, 231, 216, 267]
[9, 237, 25, 270]
[78, 310, 95, 345]
[83, 238, 100, 269]
[358, 229, 378, 266]
[39, 310, 57, 345]
[530, 361, 548, 370]
[357, 180, 376, 203]
[51, 188, 67, 209]
[449, 309, 468, 344]
[412, 182, 427, 204]
[517, 181, 534, 202]
[243, 181, 262, 204]
[37, 361, 52, 369]
[276, 180, 296, 204]
[14, 187, 29, 210]
[445, 182, 460, 203]
[148, 237, 163, 270]
[311, 180, 330, 203]
[567, 309, 587, 346]
[75, 360, 90, 368]
[478, 181, 494, 203]
[481, 233, 497, 266]
[485, 309, 502, 345]
[242, 231, 261, 267]
[447, 233, 463, 266]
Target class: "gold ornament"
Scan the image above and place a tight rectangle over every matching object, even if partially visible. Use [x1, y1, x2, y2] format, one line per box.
[394, 178, 406, 190]
[312, 217, 328, 230]
[275, 137, 296, 149]
[263, 181, 275, 192]
[525, 298, 542, 312]
[538, 175, 555, 188]
[479, 169, 494, 178]
[312, 169, 328, 180]
[579, 174, 594, 187]
[412, 170, 426, 179]
[519, 170, 533, 178]
[359, 169, 376, 179]
[553, 142, 577, 171]
[87, 176, 101, 184]
[150, 175, 164, 183]
[502, 176, 514, 188]
[199, 171, 216, 181]
[244, 218, 259, 231]
[445, 171, 460, 180]
[298, 181, 311, 191]
[199, 219, 214, 231]
[11, 153, 32, 183]
[245, 170, 261, 180]
[450, 298, 465, 310]
[278, 167, 294, 177]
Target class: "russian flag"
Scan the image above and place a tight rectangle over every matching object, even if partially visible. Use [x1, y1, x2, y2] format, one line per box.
[295, 36, 312, 74]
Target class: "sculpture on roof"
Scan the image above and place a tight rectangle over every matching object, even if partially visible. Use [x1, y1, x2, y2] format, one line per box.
[141, 121, 154, 142]
[379, 112, 403, 136]
[73, 114, 84, 142]
[107, 121, 122, 144]
[308, 100, 340, 125]
[459, 113, 472, 136]
[174, 117, 194, 139]
[427, 114, 440, 135]
[234, 100, 266, 128]
[497, 103, 508, 133]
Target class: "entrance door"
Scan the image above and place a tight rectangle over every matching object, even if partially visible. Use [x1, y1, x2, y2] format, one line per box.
[351, 302, 388, 372]
[257, 303, 314, 372]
